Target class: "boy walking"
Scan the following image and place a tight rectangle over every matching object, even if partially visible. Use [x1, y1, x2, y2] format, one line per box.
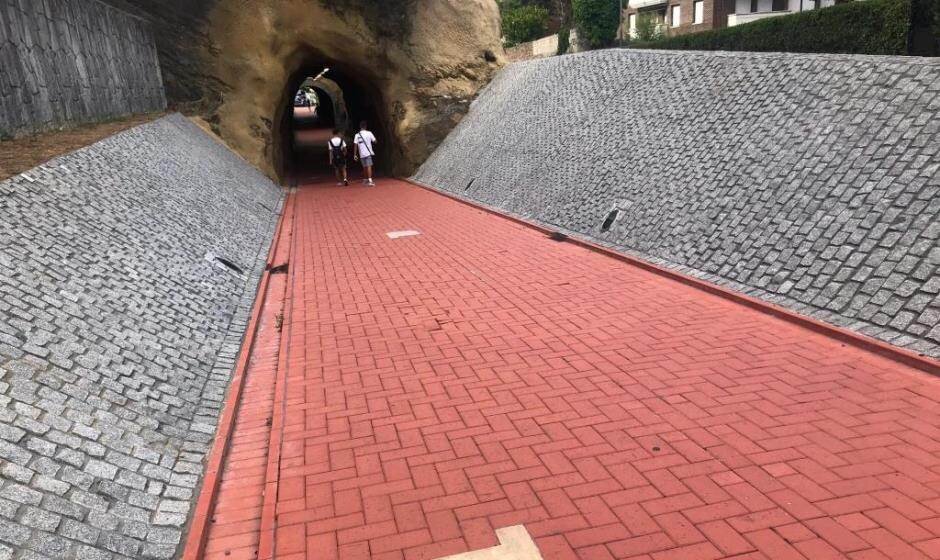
[354, 121, 378, 186]
[327, 129, 348, 186]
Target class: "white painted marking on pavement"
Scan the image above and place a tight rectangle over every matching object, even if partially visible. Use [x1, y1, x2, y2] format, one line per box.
[433, 526, 543, 560]
[21, 174, 34, 182]
[386, 230, 421, 239]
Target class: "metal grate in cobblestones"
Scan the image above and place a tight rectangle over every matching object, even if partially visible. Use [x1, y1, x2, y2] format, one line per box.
[213, 257, 245, 275]
[601, 209, 619, 232]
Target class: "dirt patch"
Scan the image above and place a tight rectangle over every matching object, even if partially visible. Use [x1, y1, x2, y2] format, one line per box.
[0, 113, 164, 182]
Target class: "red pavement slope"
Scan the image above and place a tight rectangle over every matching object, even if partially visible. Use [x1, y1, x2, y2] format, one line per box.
[196, 178, 940, 560]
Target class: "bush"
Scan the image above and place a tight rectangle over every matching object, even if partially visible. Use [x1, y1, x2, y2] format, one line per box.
[634, 12, 664, 42]
[629, 0, 912, 55]
[502, 4, 551, 46]
[572, 0, 621, 49]
[557, 27, 571, 54]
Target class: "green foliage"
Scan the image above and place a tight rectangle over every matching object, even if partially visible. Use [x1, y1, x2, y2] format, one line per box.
[572, 0, 620, 49]
[634, 12, 664, 42]
[629, 0, 912, 55]
[501, 3, 551, 46]
[557, 27, 571, 53]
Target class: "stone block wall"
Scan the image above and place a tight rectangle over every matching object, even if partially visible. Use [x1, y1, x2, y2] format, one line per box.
[0, 0, 166, 139]
[506, 34, 561, 62]
[0, 114, 282, 559]
[415, 49, 940, 358]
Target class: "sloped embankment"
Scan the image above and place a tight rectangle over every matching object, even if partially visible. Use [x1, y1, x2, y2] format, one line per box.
[415, 49, 940, 358]
[0, 114, 282, 559]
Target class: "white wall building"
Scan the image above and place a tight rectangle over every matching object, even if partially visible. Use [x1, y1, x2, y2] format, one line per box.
[625, 0, 844, 37]
[728, 0, 836, 27]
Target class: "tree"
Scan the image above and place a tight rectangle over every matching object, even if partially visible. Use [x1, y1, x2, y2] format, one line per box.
[501, 3, 551, 46]
[572, 0, 620, 49]
[634, 12, 664, 42]
[557, 27, 571, 54]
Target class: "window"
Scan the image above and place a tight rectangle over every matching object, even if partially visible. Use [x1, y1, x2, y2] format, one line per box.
[771, 0, 787, 10]
[671, 4, 681, 26]
[750, 0, 758, 12]
[693, 0, 704, 23]
[628, 13, 637, 37]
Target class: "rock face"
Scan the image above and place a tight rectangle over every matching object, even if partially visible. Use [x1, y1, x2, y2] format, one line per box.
[103, 0, 504, 179]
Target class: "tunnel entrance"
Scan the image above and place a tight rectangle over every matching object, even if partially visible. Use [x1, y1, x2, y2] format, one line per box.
[143, 1, 501, 181]
[277, 58, 395, 186]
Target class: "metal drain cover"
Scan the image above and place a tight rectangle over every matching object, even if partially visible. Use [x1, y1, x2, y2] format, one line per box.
[205, 251, 245, 274]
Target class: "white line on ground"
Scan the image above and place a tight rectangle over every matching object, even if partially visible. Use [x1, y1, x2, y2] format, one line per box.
[386, 230, 421, 239]
[433, 526, 543, 560]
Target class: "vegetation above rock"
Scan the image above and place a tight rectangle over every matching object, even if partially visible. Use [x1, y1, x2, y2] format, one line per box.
[499, 0, 552, 45]
[572, 0, 620, 49]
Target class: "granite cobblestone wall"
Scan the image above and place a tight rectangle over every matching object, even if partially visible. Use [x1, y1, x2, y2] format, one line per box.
[0, 114, 282, 559]
[415, 49, 940, 358]
[0, 0, 166, 139]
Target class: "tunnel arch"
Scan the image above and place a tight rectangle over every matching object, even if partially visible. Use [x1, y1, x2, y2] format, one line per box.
[309, 78, 349, 134]
[310, 86, 335, 126]
[201, 0, 503, 182]
[274, 49, 407, 180]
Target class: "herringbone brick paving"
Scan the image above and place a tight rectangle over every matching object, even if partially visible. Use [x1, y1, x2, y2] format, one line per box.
[238, 178, 940, 559]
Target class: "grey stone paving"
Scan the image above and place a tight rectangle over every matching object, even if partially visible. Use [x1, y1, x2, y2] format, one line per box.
[0, 0, 166, 138]
[0, 113, 282, 559]
[415, 49, 940, 358]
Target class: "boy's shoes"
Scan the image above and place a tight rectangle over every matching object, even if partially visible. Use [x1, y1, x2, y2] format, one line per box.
[343, 180, 349, 186]
[367, 179, 376, 186]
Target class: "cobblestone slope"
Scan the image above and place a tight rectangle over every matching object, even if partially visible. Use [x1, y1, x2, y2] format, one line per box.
[415, 49, 940, 358]
[0, 114, 282, 559]
[0, 0, 166, 138]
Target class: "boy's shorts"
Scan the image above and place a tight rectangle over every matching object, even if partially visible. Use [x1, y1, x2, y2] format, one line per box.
[360, 156, 374, 168]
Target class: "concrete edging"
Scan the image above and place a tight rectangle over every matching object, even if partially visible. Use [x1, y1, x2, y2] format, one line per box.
[404, 178, 940, 377]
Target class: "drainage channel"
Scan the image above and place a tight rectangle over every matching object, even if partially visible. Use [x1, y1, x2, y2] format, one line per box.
[181, 192, 296, 560]
[601, 208, 620, 232]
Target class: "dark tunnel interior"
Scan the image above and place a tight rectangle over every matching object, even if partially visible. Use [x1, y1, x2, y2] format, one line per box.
[275, 57, 394, 185]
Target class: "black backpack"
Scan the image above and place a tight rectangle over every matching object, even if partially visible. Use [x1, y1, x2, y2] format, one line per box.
[330, 138, 346, 162]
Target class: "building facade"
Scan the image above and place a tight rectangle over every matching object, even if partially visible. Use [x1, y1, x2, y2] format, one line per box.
[625, 0, 839, 38]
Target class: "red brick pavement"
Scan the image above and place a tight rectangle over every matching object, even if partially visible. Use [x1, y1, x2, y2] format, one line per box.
[207, 178, 940, 560]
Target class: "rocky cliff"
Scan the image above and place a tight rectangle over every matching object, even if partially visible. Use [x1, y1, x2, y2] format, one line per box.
[102, 0, 504, 178]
